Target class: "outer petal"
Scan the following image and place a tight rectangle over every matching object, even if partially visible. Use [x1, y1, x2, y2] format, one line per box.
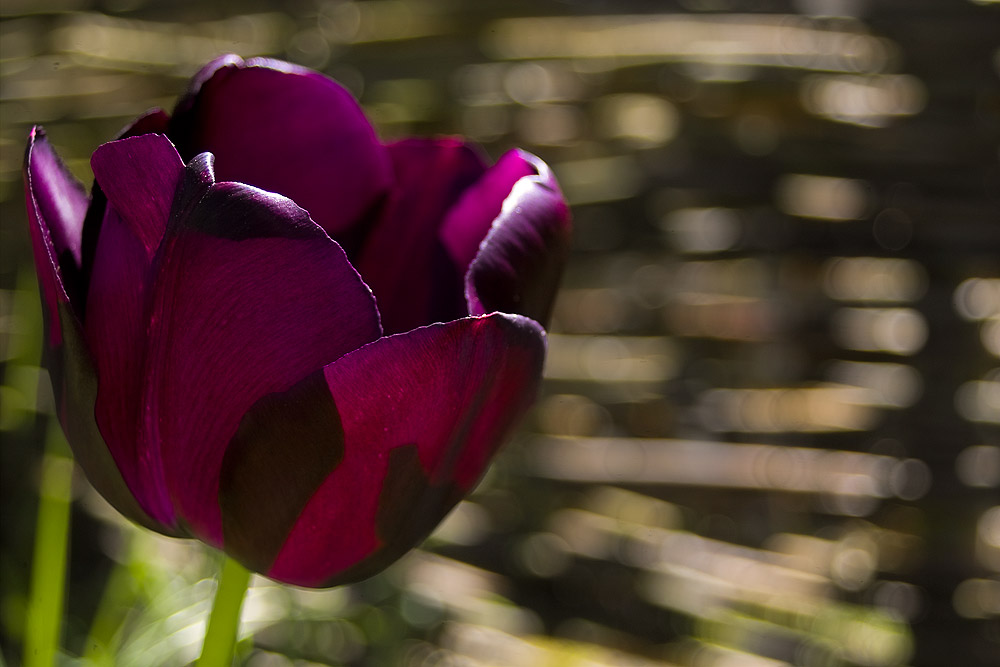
[85, 134, 186, 526]
[144, 158, 382, 545]
[24, 127, 89, 340]
[465, 153, 572, 328]
[168, 55, 392, 241]
[23, 128, 170, 534]
[439, 149, 537, 273]
[219, 313, 546, 587]
[355, 139, 486, 334]
[56, 303, 183, 536]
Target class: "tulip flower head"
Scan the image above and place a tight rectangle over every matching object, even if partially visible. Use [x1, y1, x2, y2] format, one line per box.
[24, 55, 571, 587]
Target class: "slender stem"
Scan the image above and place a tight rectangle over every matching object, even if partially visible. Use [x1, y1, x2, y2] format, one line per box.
[196, 556, 251, 667]
[23, 428, 74, 667]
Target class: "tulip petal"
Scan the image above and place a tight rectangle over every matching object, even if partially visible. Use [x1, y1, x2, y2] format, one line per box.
[356, 139, 487, 334]
[85, 134, 187, 525]
[169, 55, 392, 241]
[219, 370, 345, 574]
[439, 149, 537, 273]
[91, 134, 183, 255]
[465, 153, 572, 328]
[229, 313, 546, 587]
[24, 129, 89, 272]
[118, 108, 171, 138]
[145, 162, 382, 545]
[77, 109, 173, 305]
[24, 128, 173, 535]
[58, 302, 183, 536]
[24, 127, 89, 343]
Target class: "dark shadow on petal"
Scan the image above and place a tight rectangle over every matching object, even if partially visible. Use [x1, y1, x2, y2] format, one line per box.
[220, 370, 345, 573]
[268, 314, 545, 587]
[427, 242, 467, 327]
[356, 139, 486, 334]
[316, 444, 463, 588]
[57, 302, 181, 536]
[376, 444, 465, 547]
[186, 182, 327, 242]
[77, 184, 106, 319]
[142, 171, 381, 543]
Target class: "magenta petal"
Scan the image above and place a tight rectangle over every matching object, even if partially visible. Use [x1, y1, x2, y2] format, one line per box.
[76, 110, 174, 301]
[24, 128, 173, 535]
[24, 127, 89, 341]
[440, 149, 537, 273]
[24, 128, 89, 271]
[168, 55, 392, 240]
[85, 208, 176, 525]
[91, 134, 184, 256]
[117, 108, 171, 138]
[176, 54, 243, 106]
[58, 303, 181, 536]
[146, 169, 382, 545]
[219, 370, 345, 574]
[84, 134, 187, 525]
[356, 138, 487, 334]
[261, 314, 545, 587]
[465, 153, 572, 327]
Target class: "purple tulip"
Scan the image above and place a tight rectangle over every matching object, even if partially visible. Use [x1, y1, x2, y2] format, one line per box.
[23, 55, 571, 587]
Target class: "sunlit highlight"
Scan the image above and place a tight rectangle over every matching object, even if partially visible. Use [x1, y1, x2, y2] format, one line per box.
[777, 174, 869, 221]
[529, 437, 928, 504]
[955, 375, 1000, 424]
[801, 74, 925, 127]
[483, 15, 891, 75]
[823, 257, 926, 303]
[662, 207, 741, 254]
[831, 307, 928, 355]
[544, 334, 678, 384]
[956, 446, 1000, 488]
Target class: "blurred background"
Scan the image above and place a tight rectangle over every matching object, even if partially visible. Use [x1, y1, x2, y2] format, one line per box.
[1, 0, 999, 665]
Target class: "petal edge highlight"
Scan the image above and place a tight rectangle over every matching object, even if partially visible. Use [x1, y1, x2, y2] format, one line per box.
[24, 127, 89, 346]
[465, 153, 571, 328]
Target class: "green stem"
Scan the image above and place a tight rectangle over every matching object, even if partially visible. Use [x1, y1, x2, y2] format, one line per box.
[83, 544, 135, 666]
[23, 428, 74, 667]
[196, 556, 251, 667]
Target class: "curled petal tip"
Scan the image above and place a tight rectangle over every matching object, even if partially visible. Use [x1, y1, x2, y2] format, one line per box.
[464, 154, 571, 327]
